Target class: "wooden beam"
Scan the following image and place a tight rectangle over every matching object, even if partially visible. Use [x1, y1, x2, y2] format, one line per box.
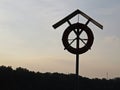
[53, 9, 103, 30]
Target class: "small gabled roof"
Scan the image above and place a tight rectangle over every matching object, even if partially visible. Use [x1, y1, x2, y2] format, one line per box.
[53, 9, 103, 30]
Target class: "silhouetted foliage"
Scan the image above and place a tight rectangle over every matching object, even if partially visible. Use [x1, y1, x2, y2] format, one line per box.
[0, 65, 120, 90]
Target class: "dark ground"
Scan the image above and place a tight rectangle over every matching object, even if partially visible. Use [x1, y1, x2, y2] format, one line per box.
[0, 66, 120, 90]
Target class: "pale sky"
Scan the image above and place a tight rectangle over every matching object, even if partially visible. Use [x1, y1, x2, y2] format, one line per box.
[0, 0, 120, 79]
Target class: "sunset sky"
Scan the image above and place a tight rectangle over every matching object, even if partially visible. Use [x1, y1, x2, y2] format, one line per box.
[0, 0, 120, 79]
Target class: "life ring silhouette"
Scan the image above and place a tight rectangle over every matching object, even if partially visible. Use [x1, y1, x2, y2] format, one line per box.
[62, 23, 94, 54]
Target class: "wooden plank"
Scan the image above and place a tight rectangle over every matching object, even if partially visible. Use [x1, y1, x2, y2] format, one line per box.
[78, 10, 103, 29]
[53, 10, 79, 29]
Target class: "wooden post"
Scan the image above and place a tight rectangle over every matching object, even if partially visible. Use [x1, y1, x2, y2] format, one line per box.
[75, 28, 80, 90]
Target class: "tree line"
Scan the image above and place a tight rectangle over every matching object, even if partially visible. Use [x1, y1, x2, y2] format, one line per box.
[0, 65, 120, 90]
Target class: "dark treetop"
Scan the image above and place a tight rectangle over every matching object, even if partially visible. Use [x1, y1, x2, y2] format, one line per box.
[0, 66, 120, 90]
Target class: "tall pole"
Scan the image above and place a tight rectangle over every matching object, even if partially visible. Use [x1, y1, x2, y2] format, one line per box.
[75, 28, 80, 90]
[76, 54, 79, 90]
